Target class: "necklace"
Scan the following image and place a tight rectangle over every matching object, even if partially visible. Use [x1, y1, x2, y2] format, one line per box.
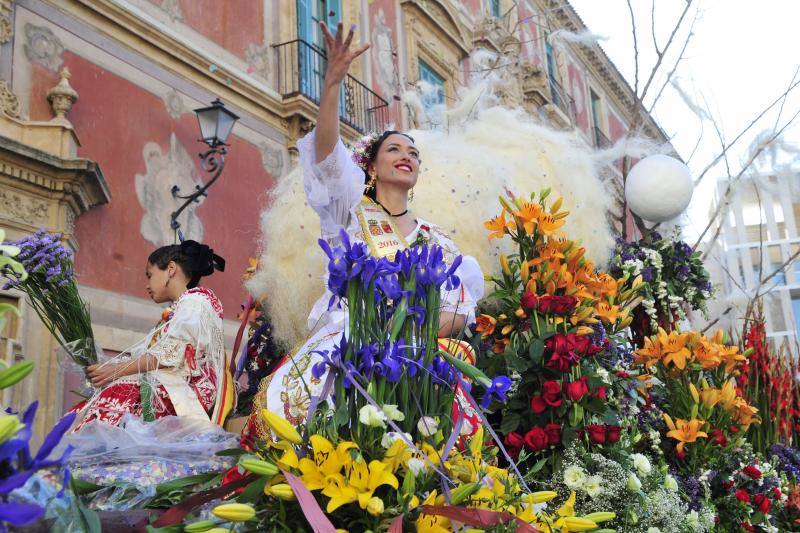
[374, 199, 408, 217]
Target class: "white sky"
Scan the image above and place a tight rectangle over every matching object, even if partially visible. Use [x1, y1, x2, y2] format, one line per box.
[569, 0, 800, 241]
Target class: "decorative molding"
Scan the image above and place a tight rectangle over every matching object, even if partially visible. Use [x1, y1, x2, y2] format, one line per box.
[0, 189, 48, 225]
[23, 22, 64, 72]
[159, 0, 182, 24]
[0, 81, 20, 118]
[400, 0, 470, 57]
[259, 141, 284, 178]
[162, 88, 187, 119]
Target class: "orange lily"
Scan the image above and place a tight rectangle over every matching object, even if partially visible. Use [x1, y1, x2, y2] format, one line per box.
[634, 336, 664, 370]
[594, 301, 625, 324]
[658, 329, 692, 370]
[663, 414, 708, 453]
[513, 201, 543, 235]
[537, 212, 565, 235]
[484, 211, 509, 240]
[693, 338, 722, 370]
[475, 314, 497, 337]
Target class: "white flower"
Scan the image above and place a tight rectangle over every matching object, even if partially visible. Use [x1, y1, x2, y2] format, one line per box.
[406, 457, 426, 476]
[416, 416, 439, 437]
[584, 475, 603, 498]
[596, 367, 610, 384]
[381, 404, 405, 422]
[664, 474, 679, 492]
[563, 465, 587, 490]
[647, 528, 662, 533]
[359, 404, 387, 428]
[626, 473, 642, 492]
[686, 510, 700, 528]
[380, 431, 411, 449]
[631, 453, 652, 476]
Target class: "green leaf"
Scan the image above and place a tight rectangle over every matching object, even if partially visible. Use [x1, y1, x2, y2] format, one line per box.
[215, 447, 248, 457]
[70, 478, 105, 495]
[529, 457, 548, 474]
[529, 339, 544, 364]
[238, 476, 269, 504]
[0, 256, 27, 280]
[499, 412, 521, 434]
[155, 473, 218, 494]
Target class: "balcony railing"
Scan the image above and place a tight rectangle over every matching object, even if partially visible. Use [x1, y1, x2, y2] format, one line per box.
[547, 76, 576, 122]
[594, 127, 612, 149]
[273, 39, 390, 134]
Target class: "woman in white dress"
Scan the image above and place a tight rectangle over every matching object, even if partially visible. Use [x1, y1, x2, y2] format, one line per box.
[244, 22, 483, 443]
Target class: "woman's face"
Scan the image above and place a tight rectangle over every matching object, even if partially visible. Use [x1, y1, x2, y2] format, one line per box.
[145, 261, 174, 303]
[370, 134, 420, 192]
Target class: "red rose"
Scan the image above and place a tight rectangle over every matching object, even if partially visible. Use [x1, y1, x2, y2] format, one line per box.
[721, 480, 734, 491]
[546, 351, 576, 372]
[524, 427, 549, 452]
[546, 334, 571, 355]
[753, 494, 771, 514]
[740, 522, 755, 533]
[542, 380, 562, 407]
[615, 371, 630, 378]
[772, 487, 782, 500]
[735, 489, 751, 503]
[537, 295, 577, 316]
[504, 432, 525, 458]
[585, 424, 606, 445]
[563, 377, 589, 402]
[520, 292, 538, 311]
[530, 395, 548, 414]
[742, 465, 762, 480]
[605, 425, 622, 444]
[710, 428, 728, 447]
[729, 425, 740, 433]
[591, 386, 608, 401]
[544, 423, 562, 446]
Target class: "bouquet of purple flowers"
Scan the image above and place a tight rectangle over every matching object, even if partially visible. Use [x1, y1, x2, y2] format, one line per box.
[1, 230, 97, 367]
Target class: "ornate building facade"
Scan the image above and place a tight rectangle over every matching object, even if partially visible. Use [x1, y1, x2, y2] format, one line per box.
[0, 0, 667, 437]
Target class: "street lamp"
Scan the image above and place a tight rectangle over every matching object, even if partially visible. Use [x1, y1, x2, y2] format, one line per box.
[170, 99, 240, 239]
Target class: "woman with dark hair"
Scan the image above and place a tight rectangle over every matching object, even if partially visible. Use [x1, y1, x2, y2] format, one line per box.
[244, 23, 484, 441]
[71, 240, 228, 431]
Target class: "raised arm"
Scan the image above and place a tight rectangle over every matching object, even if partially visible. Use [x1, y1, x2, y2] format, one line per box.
[314, 22, 370, 163]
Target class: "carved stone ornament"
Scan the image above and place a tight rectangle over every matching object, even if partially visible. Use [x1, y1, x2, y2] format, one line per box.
[0, 190, 49, 225]
[0, 14, 12, 45]
[245, 42, 271, 80]
[370, 8, 396, 100]
[23, 23, 64, 72]
[161, 0, 183, 24]
[0, 80, 20, 118]
[46, 68, 78, 121]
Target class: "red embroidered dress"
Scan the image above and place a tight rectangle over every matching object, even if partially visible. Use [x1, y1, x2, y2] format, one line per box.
[72, 287, 226, 431]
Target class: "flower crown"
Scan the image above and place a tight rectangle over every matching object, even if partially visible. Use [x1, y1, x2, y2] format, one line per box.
[350, 131, 381, 173]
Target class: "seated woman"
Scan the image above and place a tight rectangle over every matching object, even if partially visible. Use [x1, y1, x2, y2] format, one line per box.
[244, 22, 484, 443]
[71, 241, 227, 431]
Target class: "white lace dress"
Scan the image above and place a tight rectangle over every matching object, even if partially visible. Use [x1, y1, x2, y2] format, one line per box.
[250, 130, 484, 432]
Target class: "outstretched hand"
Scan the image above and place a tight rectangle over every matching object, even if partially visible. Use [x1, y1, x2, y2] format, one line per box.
[320, 22, 370, 87]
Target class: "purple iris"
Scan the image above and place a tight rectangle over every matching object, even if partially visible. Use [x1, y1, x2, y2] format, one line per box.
[480, 376, 512, 408]
[641, 267, 654, 282]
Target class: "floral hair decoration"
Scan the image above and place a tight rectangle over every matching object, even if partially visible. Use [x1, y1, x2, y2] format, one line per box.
[350, 131, 381, 173]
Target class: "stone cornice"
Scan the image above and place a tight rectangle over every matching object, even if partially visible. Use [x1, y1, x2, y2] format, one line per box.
[540, 0, 670, 145]
[400, 0, 471, 57]
[0, 133, 110, 212]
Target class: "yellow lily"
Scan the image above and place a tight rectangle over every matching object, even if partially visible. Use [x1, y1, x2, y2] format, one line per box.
[553, 492, 600, 532]
[719, 379, 738, 411]
[348, 458, 399, 509]
[415, 491, 450, 533]
[664, 415, 708, 454]
[297, 435, 358, 491]
[321, 475, 358, 512]
[383, 438, 411, 473]
[261, 409, 302, 444]
[699, 386, 721, 409]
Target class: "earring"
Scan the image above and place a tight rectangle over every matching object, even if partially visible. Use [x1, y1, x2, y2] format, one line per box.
[365, 172, 377, 193]
[409, 188, 415, 202]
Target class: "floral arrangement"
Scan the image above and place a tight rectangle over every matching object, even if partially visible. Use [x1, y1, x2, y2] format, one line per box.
[178, 230, 611, 532]
[350, 131, 381, 173]
[739, 307, 800, 453]
[475, 190, 642, 474]
[0, 229, 97, 367]
[609, 231, 713, 335]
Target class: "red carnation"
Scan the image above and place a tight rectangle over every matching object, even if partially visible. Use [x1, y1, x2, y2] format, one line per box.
[542, 380, 562, 407]
[585, 424, 606, 445]
[520, 292, 538, 311]
[772, 487, 782, 500]
[544, 423, 562, 446]
[563, 377, 589, 402]
[504, 432, 525, 458]
[710, 428, 728, 447]
[753, 494, 771, 514]
[530, 395, 548, 414]
[721, 480, 734, 491]
[537, 295, 578, 316]
[591, 385, 608, 401]
[605, 425, 622, 444]
[742, 465, 762, 480]
[735, 489, 751, 503]
[740, 522, 755, 532]
[524, 427, 549, 452]
[615, 371, 630, 378]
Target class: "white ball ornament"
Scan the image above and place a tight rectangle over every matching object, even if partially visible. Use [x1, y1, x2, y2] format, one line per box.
[625, 154, 693, 222]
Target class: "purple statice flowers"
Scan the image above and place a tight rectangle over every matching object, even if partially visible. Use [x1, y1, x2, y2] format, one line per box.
[2, 230, 73, 290]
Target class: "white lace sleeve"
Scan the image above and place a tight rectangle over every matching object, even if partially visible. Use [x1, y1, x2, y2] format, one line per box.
[440, 255, 484, 325]
[149, 294, 223, 371]
[297, 129, 365, 241]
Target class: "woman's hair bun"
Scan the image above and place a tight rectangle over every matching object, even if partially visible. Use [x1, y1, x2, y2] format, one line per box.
[148, 240, 225, 289]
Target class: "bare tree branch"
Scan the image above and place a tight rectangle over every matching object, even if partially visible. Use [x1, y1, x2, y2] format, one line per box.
[646, 10, 698, 114]
[650, 0, 660, 55]
[639, 0, 693, 102]
[626, 0, 640, 95]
